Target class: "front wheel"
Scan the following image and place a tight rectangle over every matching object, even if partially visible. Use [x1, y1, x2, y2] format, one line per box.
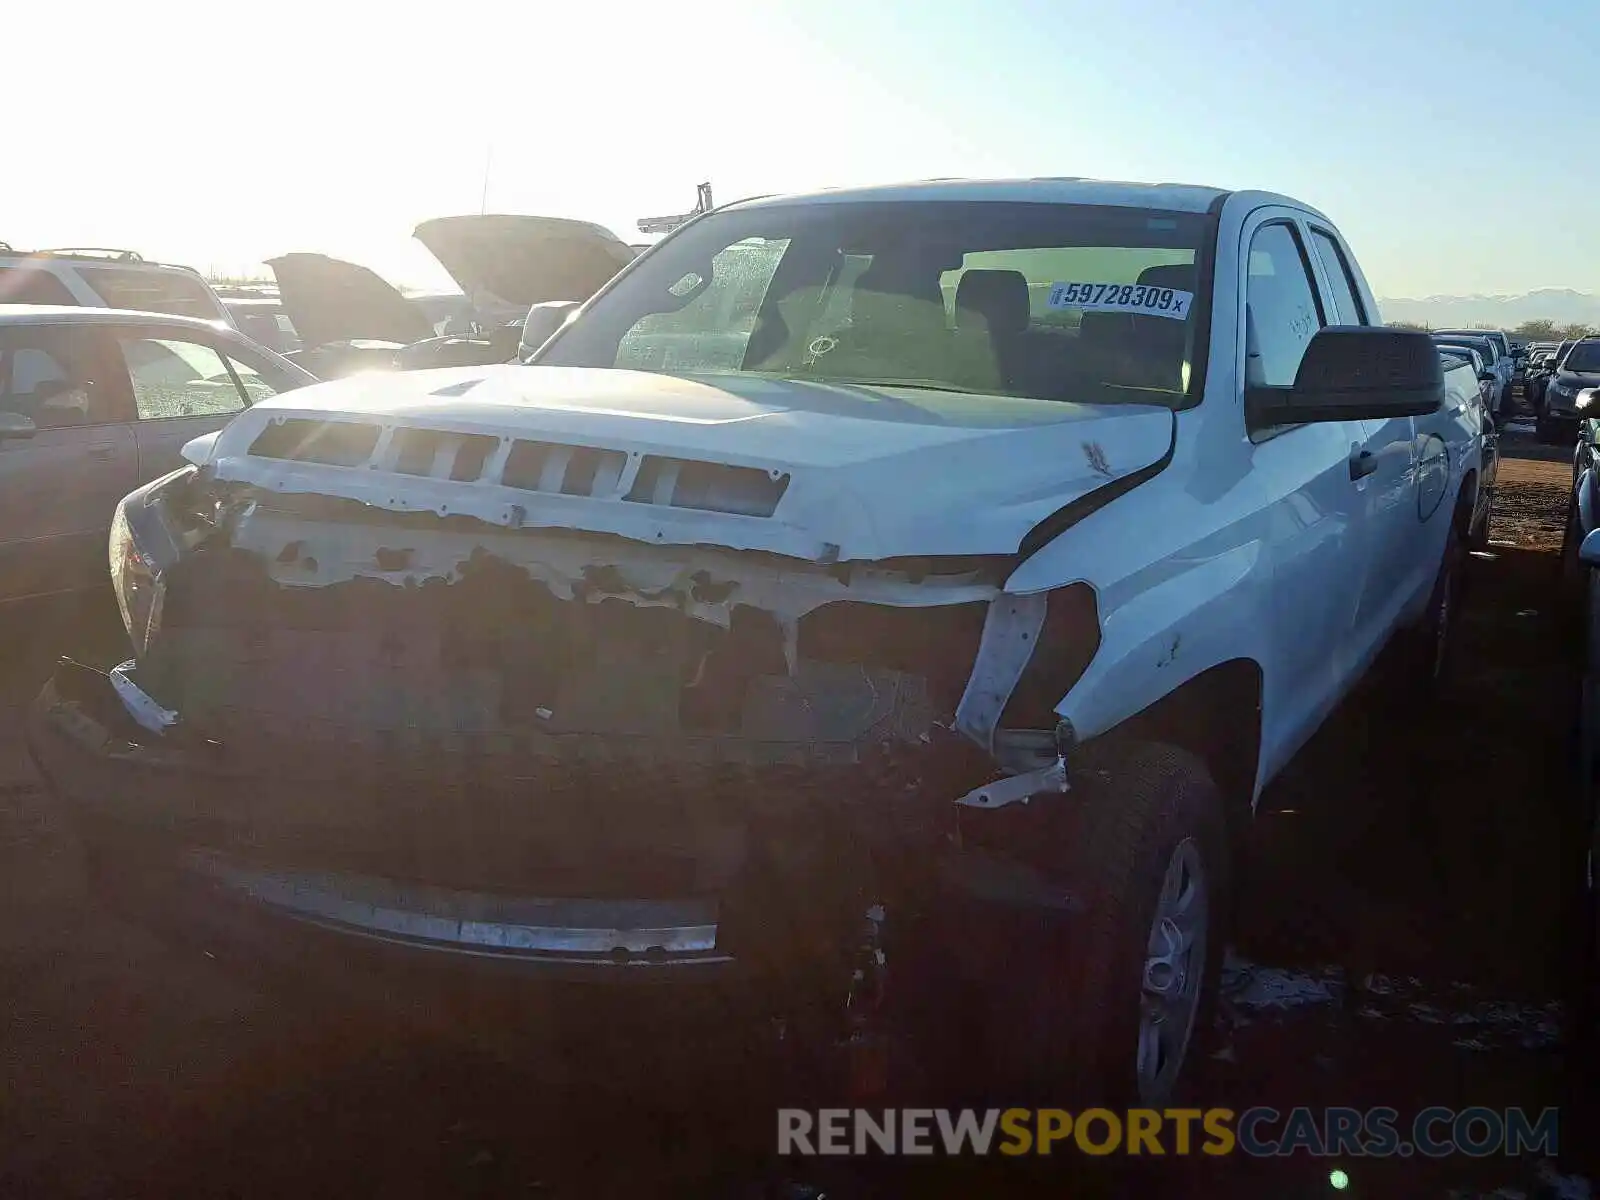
[989, 742, 1228, 1107]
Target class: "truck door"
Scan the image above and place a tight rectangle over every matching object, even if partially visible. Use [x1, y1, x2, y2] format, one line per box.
[1303, 224, 1422, 673]
[0, 324, 138, 604]
[1242, 215, 1370, 768]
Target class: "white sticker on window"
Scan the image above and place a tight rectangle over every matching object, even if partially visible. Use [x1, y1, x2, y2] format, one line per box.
[1046, 281, 1193, 320]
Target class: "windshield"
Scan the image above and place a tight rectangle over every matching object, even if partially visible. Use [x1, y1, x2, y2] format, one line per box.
[1438, 332, 1497, 361]
[1435, 338, 1490, 362]
[538, 201, 1213, 408]
[1561, 341, 1600, 372]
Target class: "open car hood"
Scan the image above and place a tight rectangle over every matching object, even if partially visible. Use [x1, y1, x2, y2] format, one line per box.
[265, 253, 436, 351]
[266, 217, 634, 351]
[411, 215, 636, 310]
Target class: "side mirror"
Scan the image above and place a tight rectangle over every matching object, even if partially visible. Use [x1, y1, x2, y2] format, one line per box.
[1479, 371, 1496, 384]
[1246, 327, 1443, 430]
[519, 301, 581, 362]
[0, 411, 36, 440]
[1581, 527, 1600, 569]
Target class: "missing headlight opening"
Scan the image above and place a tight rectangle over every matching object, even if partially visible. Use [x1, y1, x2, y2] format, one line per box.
[131, 478, 1098, 784]
[108, 476, 1099, 984]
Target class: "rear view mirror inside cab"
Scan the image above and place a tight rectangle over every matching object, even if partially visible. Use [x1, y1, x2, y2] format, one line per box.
[1246, 327, 1443, 430]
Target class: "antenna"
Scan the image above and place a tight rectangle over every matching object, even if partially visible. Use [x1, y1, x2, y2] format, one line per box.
[480, 145, 493, 215]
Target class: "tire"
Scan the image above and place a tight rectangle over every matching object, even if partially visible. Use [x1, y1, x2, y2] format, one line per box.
[1538, 416, 1556, 444]
[989, 741, 1229, 1107]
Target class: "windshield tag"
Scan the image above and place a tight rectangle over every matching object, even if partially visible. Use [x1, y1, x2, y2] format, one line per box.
[1046, 281, 1193, 320]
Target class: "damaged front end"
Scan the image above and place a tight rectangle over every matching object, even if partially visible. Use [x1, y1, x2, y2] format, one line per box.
[31, 437, 1101, 1058]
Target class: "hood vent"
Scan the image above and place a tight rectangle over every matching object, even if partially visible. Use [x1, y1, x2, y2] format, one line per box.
[248, 419, 381, 467]
[502, 440, 629, 497]
[243, 419, 788, 518]
[626, 456, 790, 518]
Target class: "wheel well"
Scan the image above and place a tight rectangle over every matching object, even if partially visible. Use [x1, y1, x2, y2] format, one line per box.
[1101, 658, 1263, 841]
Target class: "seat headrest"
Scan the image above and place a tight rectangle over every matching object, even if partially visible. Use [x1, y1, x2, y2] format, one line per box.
[955, 269, 1031, 335]
[1136, 263, 1196, 294]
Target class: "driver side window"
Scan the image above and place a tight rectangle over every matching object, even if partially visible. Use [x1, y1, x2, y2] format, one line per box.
[1244, 223, 1325, 389]
[119, 336, 250, 419]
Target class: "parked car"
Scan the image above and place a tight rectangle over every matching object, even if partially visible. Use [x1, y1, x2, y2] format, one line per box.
[1432, 333, 1505, 419]
[1540, 337, 1600, 443]
[266, 216, 636, 378]
[0, 244, 236, 327]
[1435, 348, 1500, 543]
[1434, 328, 1513, 412]
[27, 179, 1487, 1108]
[1570, 516, 1600, 1045]
[217, 295, 301, 355]
[0, 305, 314, 607]
[1525, 345, 1560, 415]
[1436, 343, 1496, 409]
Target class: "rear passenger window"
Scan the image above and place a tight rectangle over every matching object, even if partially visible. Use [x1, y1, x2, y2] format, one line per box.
[1244, 223, 1324, 389]
[0, 266, 78, 306]
[79, 267, 222, 320]
[119, 336, 250, 418]
[1308, 229, 1368, 325]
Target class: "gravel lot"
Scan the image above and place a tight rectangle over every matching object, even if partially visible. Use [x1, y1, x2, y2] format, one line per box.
[1, 432, 1594, 1199]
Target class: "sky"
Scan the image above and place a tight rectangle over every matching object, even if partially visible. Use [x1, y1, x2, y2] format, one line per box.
[8, 0, 1597, 298]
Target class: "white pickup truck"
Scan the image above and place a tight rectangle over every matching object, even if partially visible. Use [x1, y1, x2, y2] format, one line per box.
[27, 179, 1490, 1107]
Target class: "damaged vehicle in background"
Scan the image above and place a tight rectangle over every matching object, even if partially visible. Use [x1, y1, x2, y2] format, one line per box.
[267, 215, 636, 378]
[27, 180, 1486, 1107]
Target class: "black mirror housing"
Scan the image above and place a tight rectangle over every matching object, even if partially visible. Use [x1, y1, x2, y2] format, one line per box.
[1247, 327, 1443, 429]
[519, 300, 581, 363]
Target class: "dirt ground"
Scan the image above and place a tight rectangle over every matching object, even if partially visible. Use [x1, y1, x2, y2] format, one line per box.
[0, 432, 1594, 1199]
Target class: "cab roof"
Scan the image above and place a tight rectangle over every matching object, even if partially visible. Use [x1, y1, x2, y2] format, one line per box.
[726, 178, 1230, 214]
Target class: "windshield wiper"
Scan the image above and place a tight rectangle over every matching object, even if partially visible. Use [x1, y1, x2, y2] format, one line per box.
[821, 377, 993, 395]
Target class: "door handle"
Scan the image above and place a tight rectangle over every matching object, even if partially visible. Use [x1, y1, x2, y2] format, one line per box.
[88, 445, 116, 461]
[1349, 448, 1378, 481]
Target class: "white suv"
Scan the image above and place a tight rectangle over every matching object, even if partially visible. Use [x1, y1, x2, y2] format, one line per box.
[0, 244, 234, 327]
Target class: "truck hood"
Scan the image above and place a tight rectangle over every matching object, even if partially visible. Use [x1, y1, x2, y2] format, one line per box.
[187, 365, 1175, 562]
[265, 217, 634, 351]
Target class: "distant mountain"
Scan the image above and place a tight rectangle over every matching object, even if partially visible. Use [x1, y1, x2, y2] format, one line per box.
[1377, 289, 1600, 330]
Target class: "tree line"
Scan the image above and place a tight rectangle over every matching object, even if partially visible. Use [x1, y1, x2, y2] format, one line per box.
[1389, 318, 1598, 340]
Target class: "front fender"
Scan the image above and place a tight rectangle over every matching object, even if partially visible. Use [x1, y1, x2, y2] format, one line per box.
[1051, 540, 1268, 745]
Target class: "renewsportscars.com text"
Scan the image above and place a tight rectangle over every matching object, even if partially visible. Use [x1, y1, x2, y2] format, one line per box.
[777, 1107, 1560, 1158]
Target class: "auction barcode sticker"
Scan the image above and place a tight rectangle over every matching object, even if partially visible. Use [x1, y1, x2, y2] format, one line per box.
[1046, 281, 1193, 320]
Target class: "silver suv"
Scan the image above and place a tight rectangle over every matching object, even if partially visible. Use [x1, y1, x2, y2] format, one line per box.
[0, 244, 234, 326]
